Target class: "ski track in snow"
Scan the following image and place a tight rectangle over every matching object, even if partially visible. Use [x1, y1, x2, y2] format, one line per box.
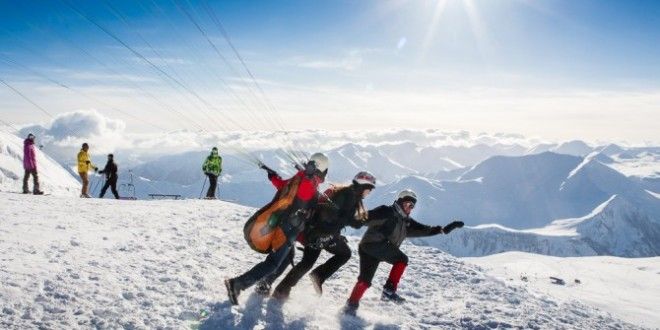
[0, 193, 645, 329]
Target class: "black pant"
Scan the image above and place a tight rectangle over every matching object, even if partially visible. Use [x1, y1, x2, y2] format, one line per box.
[232, 222, 298, 292]
[273, 235, 351, 296]
[23, 169, 40, 193]
[100, 177, 119, 199]
[233, 241, 294, 292]
[357, 242, 408, 286]
[206, 174, 218, 198]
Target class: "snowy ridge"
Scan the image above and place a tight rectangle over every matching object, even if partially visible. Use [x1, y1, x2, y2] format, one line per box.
[0, 131, 79, 196]
[0, 193, 641, 329]
[419, 195, 660, 258]
[526, 195, 618, 236]
[647, 190, 660, 199]
[566, 151, 600, 180]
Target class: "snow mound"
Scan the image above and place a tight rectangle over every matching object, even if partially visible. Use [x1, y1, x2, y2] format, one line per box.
[466, 252, 660, 329]
[0, 131, 79, 196]
[0, 193, 641, 329]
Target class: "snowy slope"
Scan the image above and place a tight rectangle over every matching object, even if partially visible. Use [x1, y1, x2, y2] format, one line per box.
[0, 192, 642, 329]
[0, 131, 79, 196]
[465, 252, 660, 329]
[416, 195, 660, 257]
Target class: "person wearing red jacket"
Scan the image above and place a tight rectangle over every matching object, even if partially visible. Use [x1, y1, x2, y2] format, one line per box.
[225, 153, 329, 305]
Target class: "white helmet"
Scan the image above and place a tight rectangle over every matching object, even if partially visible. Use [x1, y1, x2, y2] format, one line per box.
[396, 189, 417, 203]
[353, 171, 376, 187]
[308, 152, 329, 173]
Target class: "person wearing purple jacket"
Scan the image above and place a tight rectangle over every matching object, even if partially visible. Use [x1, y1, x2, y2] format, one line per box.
[22, 133, 44, 195]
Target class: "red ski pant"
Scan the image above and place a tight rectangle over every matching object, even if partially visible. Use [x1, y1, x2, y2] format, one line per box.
[348, 242, 409, 304]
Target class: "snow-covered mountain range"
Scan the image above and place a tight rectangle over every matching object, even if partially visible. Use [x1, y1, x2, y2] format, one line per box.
[0, 193, 650, 329]
[2, 129, 658, 258]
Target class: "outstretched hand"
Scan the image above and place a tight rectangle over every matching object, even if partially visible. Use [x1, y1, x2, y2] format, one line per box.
[442, 221, 464, 234]
[259, 162, 280, 180]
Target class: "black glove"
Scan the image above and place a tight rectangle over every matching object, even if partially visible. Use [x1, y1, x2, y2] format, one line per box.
[442, 221, 464, 234]
[94, 167, 99, 173]
[267, 171, 280, 180]
[428, 226, 443, 235]
[86, 160, 91, 165]
[260, 164, 279, 180]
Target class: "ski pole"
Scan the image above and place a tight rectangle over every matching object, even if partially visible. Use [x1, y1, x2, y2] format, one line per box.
[199, 176, 207, 199]
[91, 176, 102, 196]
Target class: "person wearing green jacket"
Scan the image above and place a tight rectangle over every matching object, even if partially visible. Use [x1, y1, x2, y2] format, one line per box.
[202, 147, 222, 199]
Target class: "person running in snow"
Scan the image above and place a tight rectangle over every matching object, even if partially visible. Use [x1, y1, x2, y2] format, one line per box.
[98, 154, 120, 199]
[77, 143, 98, 198]
[22, 133, 44, 195]
[343, 189, 464, 315]
[202, 147, 222, 199]
[268, 171, 377, 301]
[225, 152, 329, 305]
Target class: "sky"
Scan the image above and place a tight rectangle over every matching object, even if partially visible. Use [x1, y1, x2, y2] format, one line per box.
[0, 0, 659, 144]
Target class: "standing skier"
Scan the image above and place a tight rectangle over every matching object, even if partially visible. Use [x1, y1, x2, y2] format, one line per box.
[22, 133, 44, 195]
[343, 189, 464, 315]
[225, 152, 329, 305]
[77, 143, 98, 198]
[269, 171, 377, 300]
[202, 147, 222, 199]
[98, 154, 120, 199]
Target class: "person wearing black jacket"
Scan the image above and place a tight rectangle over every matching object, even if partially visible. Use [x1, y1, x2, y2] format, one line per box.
[99, 154, 120, 199]
[344, 189, 464, 315]
[270, 171, 377, 300]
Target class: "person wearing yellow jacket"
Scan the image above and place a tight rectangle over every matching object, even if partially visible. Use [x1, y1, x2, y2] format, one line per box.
[77, 143, 98, 198]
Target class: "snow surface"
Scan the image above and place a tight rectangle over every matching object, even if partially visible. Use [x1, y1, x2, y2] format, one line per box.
[0, 131, 79, 196]
[0, 192, 643, 329]
[465, 252, 660, 329]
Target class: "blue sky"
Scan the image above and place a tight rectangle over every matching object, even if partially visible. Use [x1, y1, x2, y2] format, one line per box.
[1, 0, 659, 143]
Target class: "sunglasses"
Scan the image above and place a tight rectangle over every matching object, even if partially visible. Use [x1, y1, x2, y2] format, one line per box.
[403, 201, 415, 209]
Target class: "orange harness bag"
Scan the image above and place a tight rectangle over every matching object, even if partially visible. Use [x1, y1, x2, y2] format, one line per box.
[243, 176, 302, 253]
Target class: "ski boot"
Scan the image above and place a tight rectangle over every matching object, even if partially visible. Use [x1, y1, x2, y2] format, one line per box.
[271, 288, 290, 302]
[254, 280, 271, 296]
[342, 301, 359, 316]
[381, 283, 406, 304]
[309, 272, 323, 296]
[33, 190, 44, 195]
[224, 278, 240, 305]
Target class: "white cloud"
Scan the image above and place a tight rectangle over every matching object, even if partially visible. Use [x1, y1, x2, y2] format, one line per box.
[19, 109, 127, 165]
[290, 49, 379, 71]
